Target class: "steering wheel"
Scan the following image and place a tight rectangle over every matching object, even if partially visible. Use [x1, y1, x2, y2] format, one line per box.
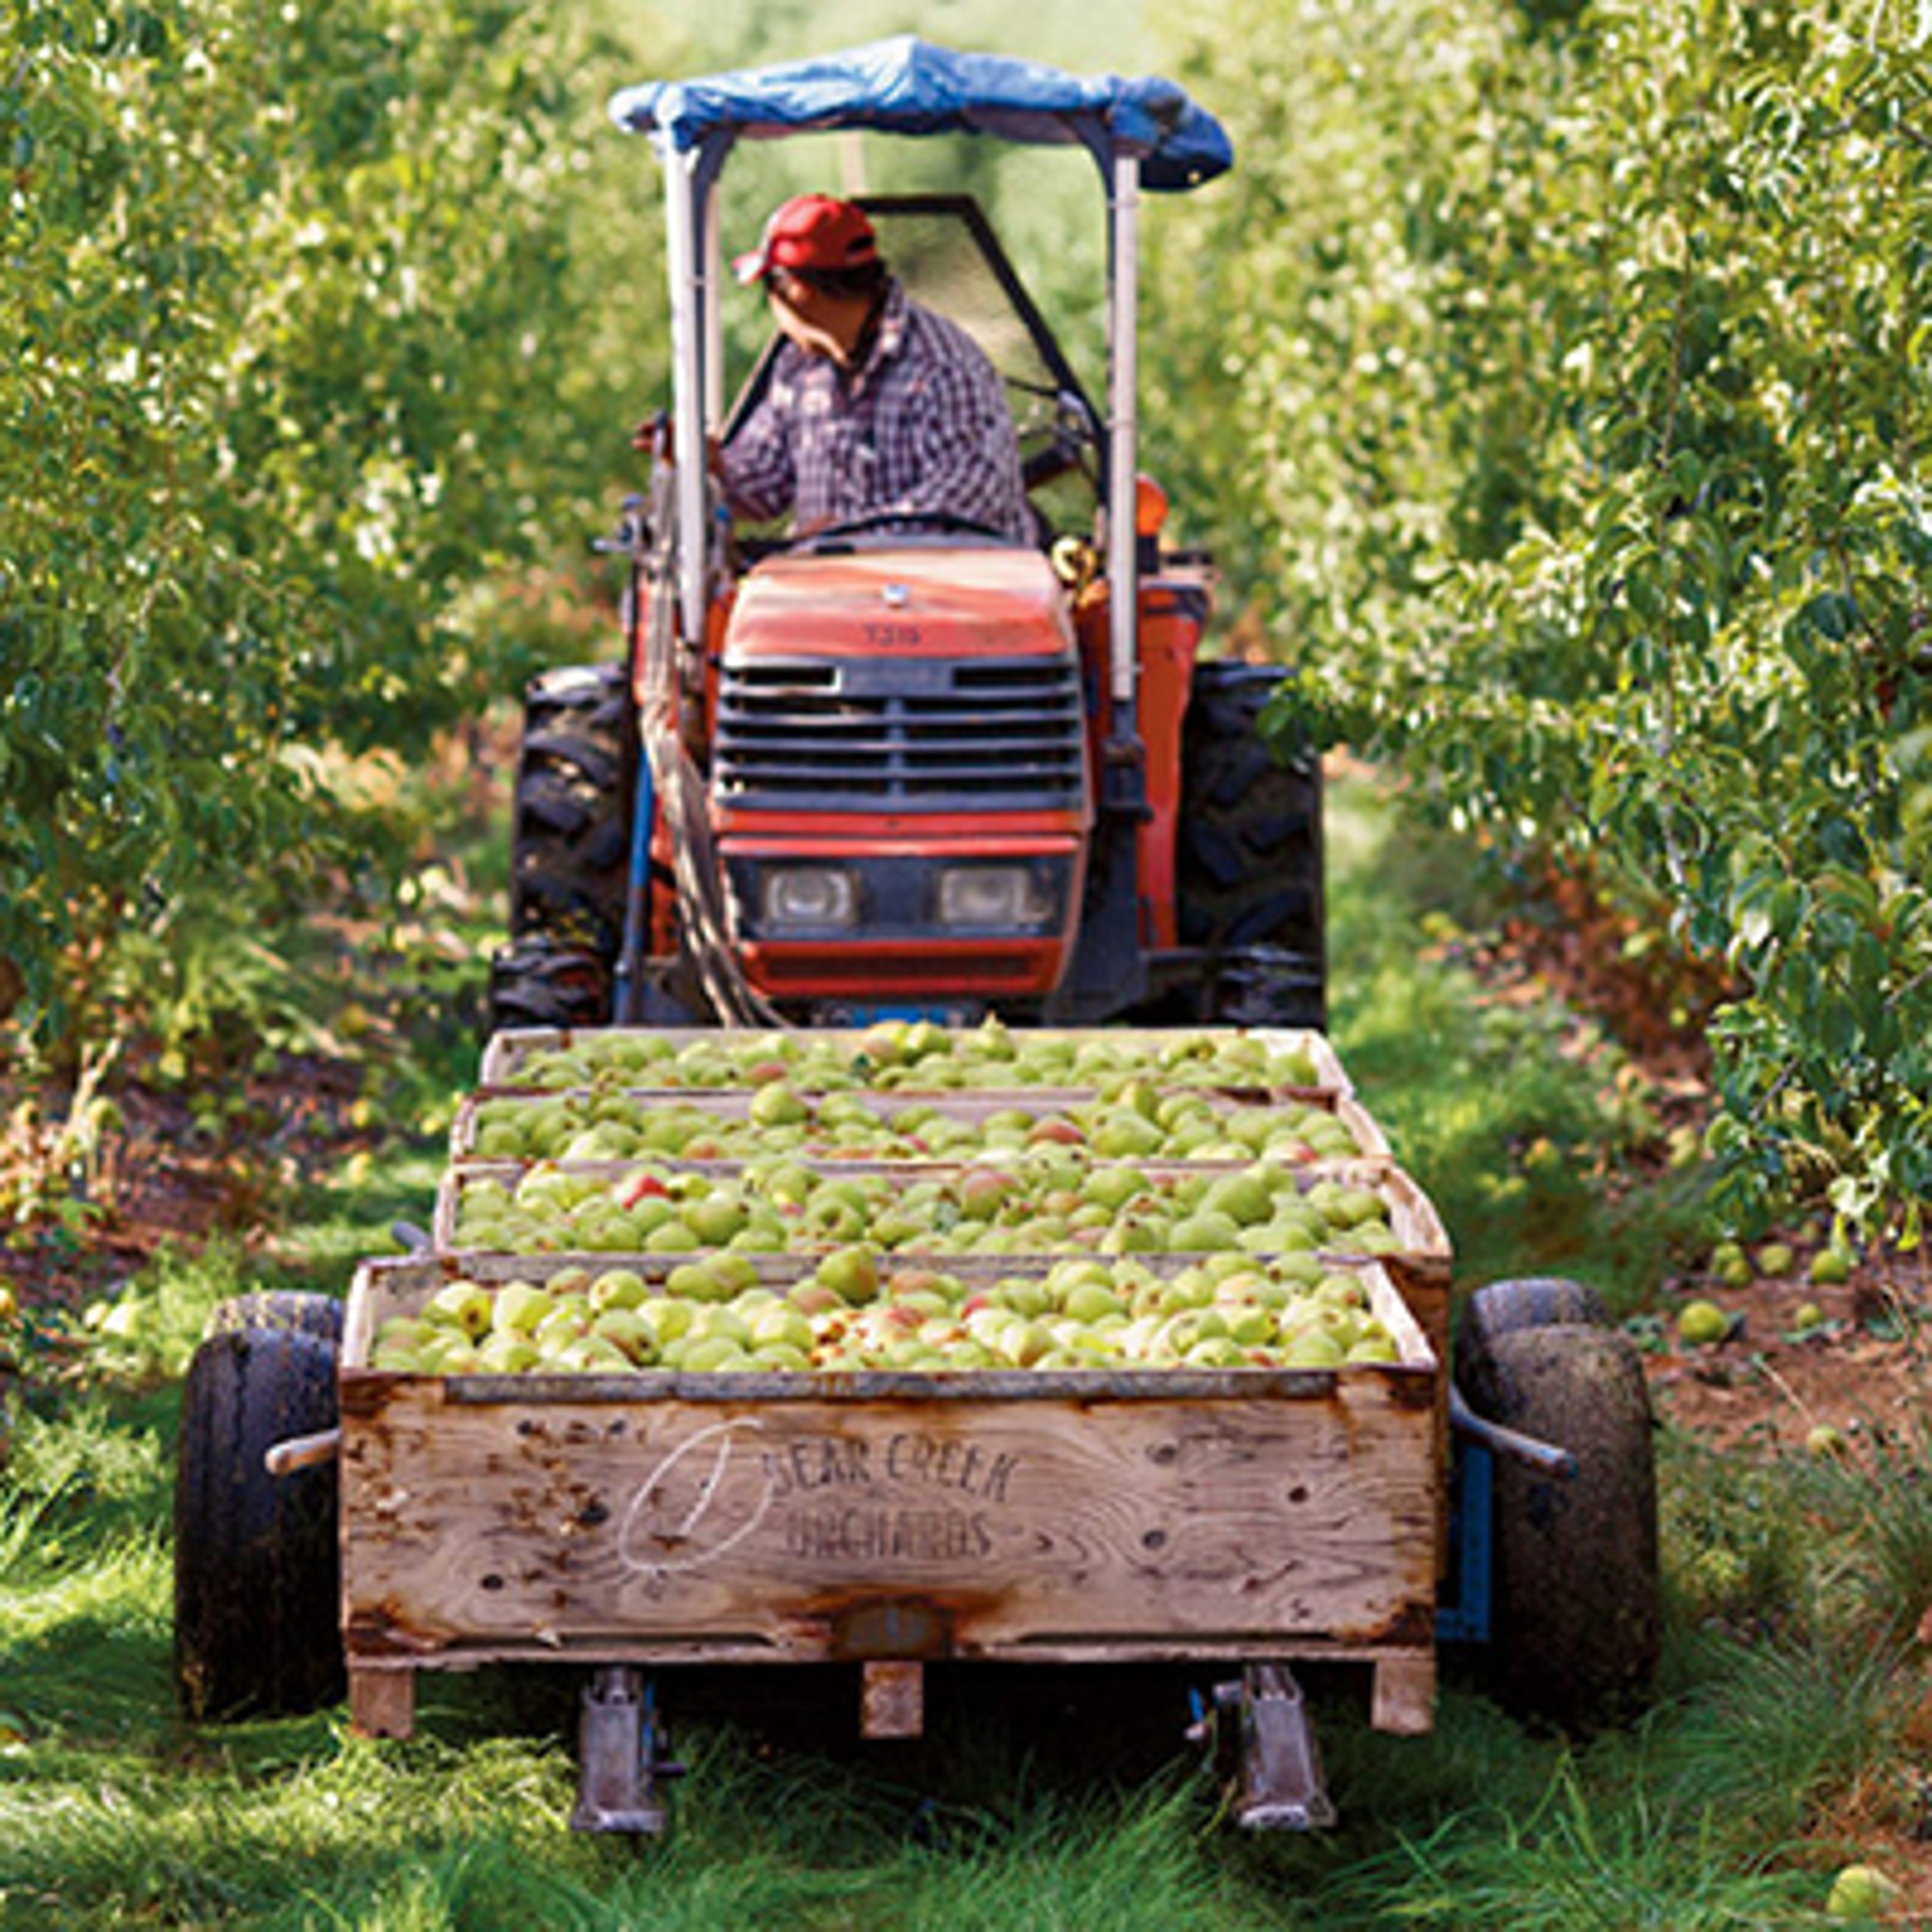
[787, 508, 1016, 550]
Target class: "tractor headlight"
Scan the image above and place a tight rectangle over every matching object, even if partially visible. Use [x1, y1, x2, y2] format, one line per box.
[935, 864, 1057, 932]
[760, 865, 860, 932]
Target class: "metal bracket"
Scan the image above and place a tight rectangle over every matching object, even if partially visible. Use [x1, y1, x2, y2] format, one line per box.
[1448, 1384, 1578, 1478]
[571, 1667, 685, 1835]
[1188, 1662, 1335, 1830]
[1436, 1438, 1494, 1645]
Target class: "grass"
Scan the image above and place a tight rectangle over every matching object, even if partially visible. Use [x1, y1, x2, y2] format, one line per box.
[1325, 773, 1709, 1313]
[4, 772, 1928, 1927]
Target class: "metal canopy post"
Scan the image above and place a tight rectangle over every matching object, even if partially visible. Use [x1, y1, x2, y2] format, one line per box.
[1106, 150, 1141, 728]
[659, 139, 710, 646]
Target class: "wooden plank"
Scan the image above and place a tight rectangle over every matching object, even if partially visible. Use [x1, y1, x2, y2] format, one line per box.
[1371, 1653, 1435, 1735]
[340, 1374, 1436, 1666]
[348, 1666, 415, 1739]
[861, 1661, 924, 1738]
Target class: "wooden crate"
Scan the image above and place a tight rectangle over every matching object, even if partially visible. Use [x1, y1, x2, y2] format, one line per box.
[431, 1156, 1448, 1274]
[340, 1256, 1441, 1741]
[447, 1084, 1393, 1167]
[478, 1024, 1355, 1095]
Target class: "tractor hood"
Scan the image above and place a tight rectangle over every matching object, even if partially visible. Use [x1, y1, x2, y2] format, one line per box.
[610, 36, 1232, 192]
[725, 545, 1077, 663]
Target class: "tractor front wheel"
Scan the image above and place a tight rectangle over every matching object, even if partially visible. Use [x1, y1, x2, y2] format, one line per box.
[174, 1307, 343, 1721]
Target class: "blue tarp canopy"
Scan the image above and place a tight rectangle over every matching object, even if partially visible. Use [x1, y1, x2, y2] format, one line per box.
[609, 36, 1232, 193]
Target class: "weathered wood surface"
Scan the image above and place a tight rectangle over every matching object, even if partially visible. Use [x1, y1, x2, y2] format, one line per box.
[340, 1370, 1437, 1669]
[348, 1665, 415, 1740]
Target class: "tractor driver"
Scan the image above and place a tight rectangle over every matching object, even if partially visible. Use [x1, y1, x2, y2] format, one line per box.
[715, 194, 1033, 544]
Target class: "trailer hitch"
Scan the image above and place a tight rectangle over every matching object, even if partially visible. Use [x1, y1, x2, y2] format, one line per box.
[1188, 1662, 1335, 1831]
[571, 1667, 685, 1835]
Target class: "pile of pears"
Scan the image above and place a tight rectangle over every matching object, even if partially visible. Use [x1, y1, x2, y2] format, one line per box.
[391, 1021, 1411, 1379]
[449, 1156, 1401, 1262]
[370, 1250, 1403, 1378]
[462, 1080, 1365, 1167]
[499, 1017, 1324, 1095]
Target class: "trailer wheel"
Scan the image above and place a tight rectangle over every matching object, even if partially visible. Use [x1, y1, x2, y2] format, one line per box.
[203, 1291, 344, 1346]
[504, 662, 636, 981]
[1175, 662, 1325, 1029]
[1456, 1298, 1659, 1732]
[174, 1322, 343, 1721]
[1458, 1276, 1609, 1362]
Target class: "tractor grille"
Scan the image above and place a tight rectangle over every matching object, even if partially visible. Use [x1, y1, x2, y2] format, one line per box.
[714, 655, 1088, 812]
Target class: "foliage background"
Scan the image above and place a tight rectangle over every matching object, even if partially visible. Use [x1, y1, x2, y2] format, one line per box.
[7, 0, 1931, 1230]
[3, 0, 669, 1060]
[1148, 0, 1932, 1232]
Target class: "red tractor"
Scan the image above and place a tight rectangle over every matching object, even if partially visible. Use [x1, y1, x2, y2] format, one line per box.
[489, 40, 1323, 1037]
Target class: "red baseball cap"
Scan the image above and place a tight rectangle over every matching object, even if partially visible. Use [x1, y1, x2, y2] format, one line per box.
[733, 194, 879, 285]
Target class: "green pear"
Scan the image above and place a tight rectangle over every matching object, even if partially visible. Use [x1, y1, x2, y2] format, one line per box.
[1082, 1166, 1151, 1212]
[1167, 1211, 1241, 1253]
[1062, 1280, 1126, 1325]
[749, 1082, 811, 1128]
[638, 1297, 692, 1343]
[476, 1333, 540, 1374]
[588, 1269, 649, 1312]
[592, 1309, 659, 1364]
[424, 1281, 493, 1339]
[491, 1281, 555, 1335]
[814, 1245, 879, 1307]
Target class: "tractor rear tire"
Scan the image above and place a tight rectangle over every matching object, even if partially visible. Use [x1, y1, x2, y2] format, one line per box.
[174, 1317, 343, 1722]
[1175, 662, 1325, 1029]
[489, 933, 612, 1032]
[496, 662, 636, 1031]
[1455, 1289, 1659, 1732]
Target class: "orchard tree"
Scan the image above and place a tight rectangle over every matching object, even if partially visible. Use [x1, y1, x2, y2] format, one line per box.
[1152, 0, 1932, 1233]
[1, 0, 667, 1064]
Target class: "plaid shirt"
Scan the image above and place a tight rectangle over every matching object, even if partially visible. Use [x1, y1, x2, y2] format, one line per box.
[720, 280, 1032, 543]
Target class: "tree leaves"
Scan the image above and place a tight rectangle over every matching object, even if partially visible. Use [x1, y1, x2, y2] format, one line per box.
[1150, 0, 1932, 1228]
[3, 0, 666, 1060]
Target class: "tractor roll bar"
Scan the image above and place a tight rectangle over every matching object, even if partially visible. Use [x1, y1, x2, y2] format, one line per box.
[615, 38, 1233, 708]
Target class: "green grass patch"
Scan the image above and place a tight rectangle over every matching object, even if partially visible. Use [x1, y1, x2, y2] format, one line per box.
[6, 770, 1917, 1929]
[1325, 772, 1707, 1313]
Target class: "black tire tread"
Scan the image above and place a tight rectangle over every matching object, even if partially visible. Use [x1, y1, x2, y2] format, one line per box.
[1457, 1278, 1610, 1379]
[498, 662, 635, 1032]
[203, 1291, 345, 1345]
[506, 663, 637, 967]
[1460, 1319, 1660, 1731]
[174, 1322, 344, 1722]
[489, 934, 612, 1032]
[1174, 662, 1325, 1027]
